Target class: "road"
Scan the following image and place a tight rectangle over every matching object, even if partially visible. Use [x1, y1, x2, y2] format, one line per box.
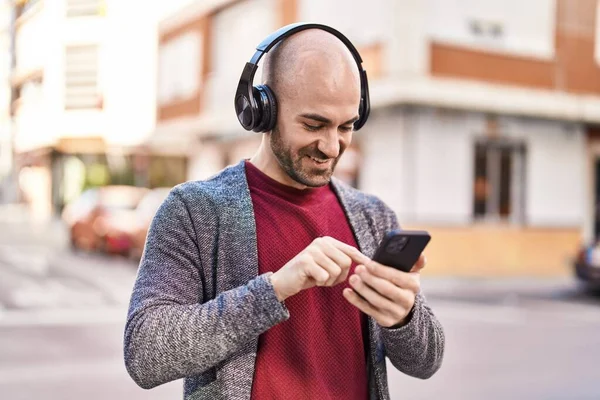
[0, 217, 599, 399]
[391, 281, 600, 399]
[0, 217, 183, 399]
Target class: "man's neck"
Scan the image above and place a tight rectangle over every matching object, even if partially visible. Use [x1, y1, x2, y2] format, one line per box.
[249, 151, 309, 190]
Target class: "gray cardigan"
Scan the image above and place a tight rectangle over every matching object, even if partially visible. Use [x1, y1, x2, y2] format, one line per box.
[124, 160, 445, 400]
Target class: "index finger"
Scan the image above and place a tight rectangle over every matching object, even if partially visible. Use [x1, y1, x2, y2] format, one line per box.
[326, 237, 371, 265]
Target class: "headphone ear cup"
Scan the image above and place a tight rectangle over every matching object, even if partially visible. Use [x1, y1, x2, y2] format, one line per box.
[253, 84, 278, 133]
[357, 98, 364, 124]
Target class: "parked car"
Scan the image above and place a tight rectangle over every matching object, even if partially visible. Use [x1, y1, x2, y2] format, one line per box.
[129, 187, 172, 260]
[62, 185, 149, 256]
[574, 241, 600, 291]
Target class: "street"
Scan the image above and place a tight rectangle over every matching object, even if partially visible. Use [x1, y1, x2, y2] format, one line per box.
[0, 214, 182, 399]
[392, 281, 600, 400]
[0, 216, 599, 399]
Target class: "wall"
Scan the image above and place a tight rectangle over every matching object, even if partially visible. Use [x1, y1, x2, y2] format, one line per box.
[13, 4, 53, 152]
[411, 224, 580, 276]
[207, 0, 277, 118]
[388, 0, 429, 76]
[366, 108, 587, 227]
[524, 120, 586, 226]
[356, 107, 405, 213]
[596, 0, 600, 65]
[429, 0, 600, 95]
[358, 107, 586, 275]
[427, 0, 557, 59]
[103, 0, 164, 146]
[13, 0, 186, 153]
[298, 0, 393, 46]
[410, 108, 479, 224]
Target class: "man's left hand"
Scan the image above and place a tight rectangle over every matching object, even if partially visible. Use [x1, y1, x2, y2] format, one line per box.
[343, 254, 426, 328]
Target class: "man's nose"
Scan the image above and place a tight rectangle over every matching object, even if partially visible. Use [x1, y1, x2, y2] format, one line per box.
[317, 130, 341, 159]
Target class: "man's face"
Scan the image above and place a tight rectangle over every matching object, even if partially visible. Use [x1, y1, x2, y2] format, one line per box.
[269, 77, 361, 188]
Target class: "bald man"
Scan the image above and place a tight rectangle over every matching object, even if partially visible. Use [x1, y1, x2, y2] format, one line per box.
[124, 26, 444, 400]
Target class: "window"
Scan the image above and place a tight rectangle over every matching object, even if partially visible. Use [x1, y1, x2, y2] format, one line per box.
[468, 19, 504, 39]
[157, 32, 202, 106]
[66, 0, 103, 17]
[473, 140, 526, 223]
[64, 45, 100, 109]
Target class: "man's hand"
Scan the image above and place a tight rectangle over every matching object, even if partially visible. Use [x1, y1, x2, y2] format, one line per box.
[270, 236, 370, 302]
[343, 254, 426, 328]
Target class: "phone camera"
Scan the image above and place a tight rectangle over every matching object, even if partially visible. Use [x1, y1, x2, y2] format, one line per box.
[386, 236, 408, 254]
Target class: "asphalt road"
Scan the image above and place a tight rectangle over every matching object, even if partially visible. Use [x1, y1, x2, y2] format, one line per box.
[0, 218, 599, 399]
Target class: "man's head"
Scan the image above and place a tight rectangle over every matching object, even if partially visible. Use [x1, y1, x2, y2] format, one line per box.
[254, 29, 362, 189]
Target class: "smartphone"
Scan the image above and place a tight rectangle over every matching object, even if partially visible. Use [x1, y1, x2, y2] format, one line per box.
[372, 230, 431, 272]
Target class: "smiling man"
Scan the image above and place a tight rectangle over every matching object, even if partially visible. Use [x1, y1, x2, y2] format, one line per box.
[124, 24, 445, 400]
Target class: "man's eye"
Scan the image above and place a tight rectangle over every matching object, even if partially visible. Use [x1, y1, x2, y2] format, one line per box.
[304, 124, 322, 131]
[340, 126, 353, 133]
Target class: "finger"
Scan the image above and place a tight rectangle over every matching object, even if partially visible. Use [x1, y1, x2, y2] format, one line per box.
[306, 262, 330, 286]
[343, 288, 383, 318]
[319, 239, 353, 269]
[319, 236, 369, 264]
[366, 261, 420, 293]
[344, 288, 409, 328]
[326, 238, 371, 265]
[311, 249, 342, 286]
[355, 265, 406, 304]
[410, 254, 426, 273]
[319, 242, 353, 284]
[348, 273, 397, 311]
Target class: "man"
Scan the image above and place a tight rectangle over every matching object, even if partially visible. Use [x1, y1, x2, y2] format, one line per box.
[124, 25, 444, 400]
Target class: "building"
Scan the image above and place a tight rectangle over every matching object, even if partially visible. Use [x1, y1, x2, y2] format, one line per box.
[152, 0, 600, 276]
[8, 0, 198, 220]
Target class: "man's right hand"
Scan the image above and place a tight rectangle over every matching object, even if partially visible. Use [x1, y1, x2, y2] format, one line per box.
[269, 236, 371, 302]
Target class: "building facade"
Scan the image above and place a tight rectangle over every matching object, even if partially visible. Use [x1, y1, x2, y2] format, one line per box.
[152, 0, 600, 276]
[8, 0, 198, 220]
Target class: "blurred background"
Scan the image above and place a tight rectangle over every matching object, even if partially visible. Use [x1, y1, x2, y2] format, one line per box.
[0, 0, 599, 399]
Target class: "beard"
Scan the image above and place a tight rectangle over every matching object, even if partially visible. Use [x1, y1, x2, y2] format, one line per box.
[269, 126, 345, 187]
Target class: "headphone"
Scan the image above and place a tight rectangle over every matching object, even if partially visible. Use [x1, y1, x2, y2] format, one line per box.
[234, 22, 371, 133]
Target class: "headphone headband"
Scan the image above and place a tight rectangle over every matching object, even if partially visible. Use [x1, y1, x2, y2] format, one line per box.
[250, 23, 364, 66]
[235, 23, 370, 132]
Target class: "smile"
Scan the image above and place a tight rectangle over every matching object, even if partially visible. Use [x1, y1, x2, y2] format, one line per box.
[308, 156, 330, 165]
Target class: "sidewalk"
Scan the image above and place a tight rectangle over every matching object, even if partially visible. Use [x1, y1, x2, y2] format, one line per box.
[0, 204, 68, 250]
[421, 275, 585, 304]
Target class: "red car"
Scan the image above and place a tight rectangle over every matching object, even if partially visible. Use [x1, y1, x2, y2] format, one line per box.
[62, 185, 149, 255]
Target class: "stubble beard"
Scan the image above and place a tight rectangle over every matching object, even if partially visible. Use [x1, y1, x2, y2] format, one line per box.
[269, 126, 343, 188]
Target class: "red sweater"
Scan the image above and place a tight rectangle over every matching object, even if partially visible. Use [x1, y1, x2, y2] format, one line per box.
[246, 161, 368, 400]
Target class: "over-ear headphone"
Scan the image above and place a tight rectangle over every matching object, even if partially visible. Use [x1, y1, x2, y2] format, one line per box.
[234, 22, 371, 133]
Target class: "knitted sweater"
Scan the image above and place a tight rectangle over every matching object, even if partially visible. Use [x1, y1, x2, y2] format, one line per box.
[245, 160, 369, 399]
[123, 160, 445, 400]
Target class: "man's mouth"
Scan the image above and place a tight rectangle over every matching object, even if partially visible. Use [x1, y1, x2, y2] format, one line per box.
[308, 155, 331, 165]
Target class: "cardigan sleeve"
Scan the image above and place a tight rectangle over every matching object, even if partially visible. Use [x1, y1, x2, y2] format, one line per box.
[123, 187, 289, 389]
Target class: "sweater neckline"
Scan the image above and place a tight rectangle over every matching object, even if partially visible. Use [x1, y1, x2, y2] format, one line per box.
[244, 160, 331, 205]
